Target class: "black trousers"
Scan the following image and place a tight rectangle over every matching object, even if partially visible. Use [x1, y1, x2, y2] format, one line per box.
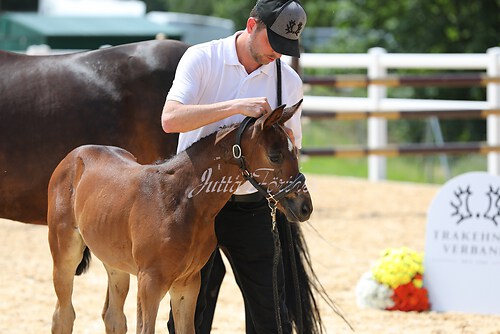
[168, 198, 292, 333]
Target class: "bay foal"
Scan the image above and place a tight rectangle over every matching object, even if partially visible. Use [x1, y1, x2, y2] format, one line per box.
[47, 101, 312, 334]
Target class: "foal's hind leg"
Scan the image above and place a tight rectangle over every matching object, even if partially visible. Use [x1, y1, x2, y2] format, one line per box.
[48, 226, 87, 334]
[169, 273, 201, 333]
[102, 264, 130, 334]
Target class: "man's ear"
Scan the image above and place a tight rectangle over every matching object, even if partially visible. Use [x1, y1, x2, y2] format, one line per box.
[279, 99, 302, 124]
[246, 17, 258, 33]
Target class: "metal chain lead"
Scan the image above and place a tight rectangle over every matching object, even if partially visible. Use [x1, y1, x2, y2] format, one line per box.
[268, 197, 278, 230]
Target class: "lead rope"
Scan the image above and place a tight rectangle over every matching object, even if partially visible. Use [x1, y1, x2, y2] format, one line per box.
[275, 58, 304, 334]
[268, 198, 283, 334]
[273, 59, 284, 334]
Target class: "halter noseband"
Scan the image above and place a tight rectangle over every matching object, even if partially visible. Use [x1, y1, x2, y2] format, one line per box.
[232, 117, 306, 205]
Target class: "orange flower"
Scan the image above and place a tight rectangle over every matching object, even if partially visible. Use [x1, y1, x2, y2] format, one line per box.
[386, 274, 430, 312]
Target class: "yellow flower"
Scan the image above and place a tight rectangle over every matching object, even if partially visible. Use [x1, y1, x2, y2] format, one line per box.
[371, 247, 425, 289]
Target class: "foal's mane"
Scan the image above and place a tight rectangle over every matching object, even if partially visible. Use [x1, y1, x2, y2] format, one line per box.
[152, 122, 240, 167]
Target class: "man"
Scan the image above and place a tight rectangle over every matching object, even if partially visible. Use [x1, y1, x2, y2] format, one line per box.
[162, 0, 311, 332]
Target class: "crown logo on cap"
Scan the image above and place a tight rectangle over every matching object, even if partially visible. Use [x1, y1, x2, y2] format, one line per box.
[285, 20, 303, 36]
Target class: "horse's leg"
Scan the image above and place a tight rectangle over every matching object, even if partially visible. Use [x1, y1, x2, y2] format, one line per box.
[136, 270, 169, 334]
[48, 225, 86, 334]
[169, 273, 201, 334]
[102, 264, 130, 334]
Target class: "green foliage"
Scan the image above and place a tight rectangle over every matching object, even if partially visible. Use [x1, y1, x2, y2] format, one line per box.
[301, 1, 336, 27]
[212, 0, 255, 29]
[143, 0, 499, 53]
[326, 0, 500, 53]
[143, 0, 338, 29]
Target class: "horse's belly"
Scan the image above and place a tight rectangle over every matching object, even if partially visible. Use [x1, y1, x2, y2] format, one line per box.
[77, 208, 138, 275]
[81, 229, 138, 275]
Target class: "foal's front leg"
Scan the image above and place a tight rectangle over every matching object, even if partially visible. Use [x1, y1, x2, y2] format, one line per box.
[136, 270, 170, 334]
[169, 272, 201, 334]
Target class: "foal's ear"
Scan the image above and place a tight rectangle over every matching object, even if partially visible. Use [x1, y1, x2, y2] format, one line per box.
[254, 104, 285, 131]
[279, 99, 303, 125]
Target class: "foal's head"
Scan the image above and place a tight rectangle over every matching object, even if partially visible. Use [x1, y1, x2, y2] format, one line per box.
[237, 100, 312, 222]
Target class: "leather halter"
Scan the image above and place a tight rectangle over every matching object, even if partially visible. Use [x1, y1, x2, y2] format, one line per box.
[232, 116, 306, 205]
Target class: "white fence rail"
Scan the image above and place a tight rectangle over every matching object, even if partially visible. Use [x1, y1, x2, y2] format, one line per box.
[289, 47, 500, 181]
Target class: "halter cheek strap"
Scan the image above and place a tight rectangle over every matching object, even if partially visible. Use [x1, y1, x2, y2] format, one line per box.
[232, 116, 306, 204]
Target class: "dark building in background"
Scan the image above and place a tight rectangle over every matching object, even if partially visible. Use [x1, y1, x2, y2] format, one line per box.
[1, 0, 38, 12]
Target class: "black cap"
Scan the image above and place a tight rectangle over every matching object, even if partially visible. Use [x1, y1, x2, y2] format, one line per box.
[254, 0, 307, 58]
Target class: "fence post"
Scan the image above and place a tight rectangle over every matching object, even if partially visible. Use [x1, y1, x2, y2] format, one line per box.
[487, 47, 500, 175]
[368, 47, 387, 181]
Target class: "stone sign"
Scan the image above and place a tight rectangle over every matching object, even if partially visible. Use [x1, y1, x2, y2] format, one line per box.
[424, 172, 500, 314]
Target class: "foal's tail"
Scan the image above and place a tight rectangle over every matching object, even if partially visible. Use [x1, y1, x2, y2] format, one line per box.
[280, 221, 351, 334]
[75, 246, 92, 276]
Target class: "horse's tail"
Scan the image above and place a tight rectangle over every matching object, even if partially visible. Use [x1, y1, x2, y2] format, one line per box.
[75, 246, 91, 276]
[280, 221, 351, 334]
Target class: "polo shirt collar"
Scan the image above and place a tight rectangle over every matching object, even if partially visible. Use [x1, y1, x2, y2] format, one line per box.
[224, 31, 274, 76]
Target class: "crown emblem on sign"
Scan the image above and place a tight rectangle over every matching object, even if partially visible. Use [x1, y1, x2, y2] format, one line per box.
[450, 184, 500, 226]
[484, 186, 500, 226]
[450, 186, 473, 224]
[285, 20, 303, 36]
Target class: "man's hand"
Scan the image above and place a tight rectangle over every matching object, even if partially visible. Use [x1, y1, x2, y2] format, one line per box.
[234, 97, 272, 118]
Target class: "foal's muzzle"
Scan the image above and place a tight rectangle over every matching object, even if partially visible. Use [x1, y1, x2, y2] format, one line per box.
[279, 192, 313, 223]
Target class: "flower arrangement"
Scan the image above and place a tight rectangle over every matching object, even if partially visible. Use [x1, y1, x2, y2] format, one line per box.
[355, 247, 430, 312]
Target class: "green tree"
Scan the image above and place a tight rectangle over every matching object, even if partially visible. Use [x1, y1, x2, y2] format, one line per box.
[327, 0, 500, 53]
[143, 0, 338, 30]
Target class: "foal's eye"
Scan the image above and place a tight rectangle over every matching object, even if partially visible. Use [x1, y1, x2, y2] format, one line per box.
[269, 152, 283, 164]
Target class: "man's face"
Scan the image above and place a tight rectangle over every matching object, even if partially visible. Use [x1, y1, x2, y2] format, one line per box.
[248, 21, 282, 65]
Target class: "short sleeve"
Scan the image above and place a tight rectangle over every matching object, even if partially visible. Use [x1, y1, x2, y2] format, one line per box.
[166, 46, 209, 105]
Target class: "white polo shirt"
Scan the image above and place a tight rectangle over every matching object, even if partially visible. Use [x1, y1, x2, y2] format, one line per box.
[166, 31, 304, 195]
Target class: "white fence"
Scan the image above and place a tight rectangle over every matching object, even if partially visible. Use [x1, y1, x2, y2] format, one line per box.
[288, 47, 500, 181]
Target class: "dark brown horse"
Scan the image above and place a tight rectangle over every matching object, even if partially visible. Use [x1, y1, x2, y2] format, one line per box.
[0, 40, 187, 224]
[47, 102, 312, 334]
[1, 40, 332, 333]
